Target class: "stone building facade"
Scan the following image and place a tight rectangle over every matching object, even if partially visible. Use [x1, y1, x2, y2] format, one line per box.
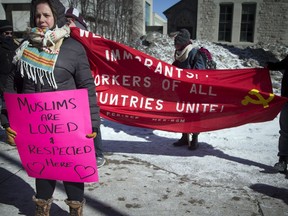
[164, 0, 288, 46]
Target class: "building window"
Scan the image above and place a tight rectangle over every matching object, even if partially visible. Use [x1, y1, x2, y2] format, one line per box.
[145, 2, 151, 26]
[240, 3, 256, 42]
[218, 4, 233, 42]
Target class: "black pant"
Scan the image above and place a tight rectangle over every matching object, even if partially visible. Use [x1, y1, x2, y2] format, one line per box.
[278, 102, 288, 157]
[35, 179, 84, 201]
[180, 133, 199, 139]
[94, 128, 104, 158]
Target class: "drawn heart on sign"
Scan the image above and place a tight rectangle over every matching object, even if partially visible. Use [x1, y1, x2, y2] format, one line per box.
[74, 165, 96, 179]
[27, 162, 45, 175]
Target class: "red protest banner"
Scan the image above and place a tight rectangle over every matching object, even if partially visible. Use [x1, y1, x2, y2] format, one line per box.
[71, 28, 287, 133]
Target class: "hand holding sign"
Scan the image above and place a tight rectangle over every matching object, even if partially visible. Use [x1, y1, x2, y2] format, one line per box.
[5, 127, 17, 146]
[4, 89, 98, 183]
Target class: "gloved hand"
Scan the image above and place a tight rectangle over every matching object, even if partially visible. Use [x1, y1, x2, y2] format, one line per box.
[5, 127, 17, 146]
[86, 132, 97, 139]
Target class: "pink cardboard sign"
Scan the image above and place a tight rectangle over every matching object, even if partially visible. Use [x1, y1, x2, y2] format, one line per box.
[4, 89, 98, 182]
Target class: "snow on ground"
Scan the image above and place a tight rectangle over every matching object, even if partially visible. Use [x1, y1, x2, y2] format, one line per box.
[1, 32, 288, 216]
[101, 32, 288, 190]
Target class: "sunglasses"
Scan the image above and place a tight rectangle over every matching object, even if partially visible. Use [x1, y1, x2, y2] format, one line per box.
[3, 31, 13, 36]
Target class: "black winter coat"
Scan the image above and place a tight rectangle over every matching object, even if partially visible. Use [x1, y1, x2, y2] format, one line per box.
[2, 37, 100, 132]
[267, 55, 288, 98]
[0, 37, 17, 95]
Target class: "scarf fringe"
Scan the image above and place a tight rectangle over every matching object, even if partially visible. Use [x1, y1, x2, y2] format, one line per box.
[13, 41, 30, 64]
[12, 26, 70, 90]
[19, 60, 58, 89]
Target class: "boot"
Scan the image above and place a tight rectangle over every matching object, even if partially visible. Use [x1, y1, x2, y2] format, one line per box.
[32, 195, 53, 216]
[274, 156, 287, 173]
[173, 133, 190, 146]
[65, 199, 86, 216]
[188, 133, 200, 150]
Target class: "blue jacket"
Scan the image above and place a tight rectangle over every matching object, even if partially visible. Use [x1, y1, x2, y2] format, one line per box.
[172, 48, 206, 69]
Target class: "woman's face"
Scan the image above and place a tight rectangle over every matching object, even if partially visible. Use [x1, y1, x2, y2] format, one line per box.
[35, 3, 55, 29]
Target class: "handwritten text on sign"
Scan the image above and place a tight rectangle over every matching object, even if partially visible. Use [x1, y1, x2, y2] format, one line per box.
[4, 89, 98, 183]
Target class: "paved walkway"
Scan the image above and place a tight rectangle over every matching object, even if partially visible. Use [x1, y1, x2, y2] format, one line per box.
[0, 129, 288, 216]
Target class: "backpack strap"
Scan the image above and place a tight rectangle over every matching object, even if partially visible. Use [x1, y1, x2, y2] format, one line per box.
[190, 48, 199, 69]
[190, 48, 205, 69]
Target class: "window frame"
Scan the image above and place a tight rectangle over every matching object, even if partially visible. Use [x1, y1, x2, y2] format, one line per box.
[218, 3, 234, 42]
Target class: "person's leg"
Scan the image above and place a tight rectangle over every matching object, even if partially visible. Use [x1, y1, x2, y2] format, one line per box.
[94, 128, 106, 167]
[0, 95, 16, 146]
[35, 179, 56, 200]
[33, 179, 56, 215]
[188, 133, 200, 150]
[0, 94, 2, 111]
[173, 133, 189, 146]
[0, 94, 2, 128]
[64, 181, 85, 216]
[63, 181, 84, 201]
[275, 103, 288, 172]
[95, 129, 104, 158]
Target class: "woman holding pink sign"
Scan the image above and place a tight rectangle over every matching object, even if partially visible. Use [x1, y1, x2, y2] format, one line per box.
[1, 0, 100, 215]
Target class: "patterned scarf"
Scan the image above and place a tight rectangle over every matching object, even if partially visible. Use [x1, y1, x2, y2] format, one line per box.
[13, 25, 70, 89]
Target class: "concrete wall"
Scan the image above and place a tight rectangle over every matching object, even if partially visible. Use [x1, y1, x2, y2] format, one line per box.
[257, 0, 288, 45]
[197, 0, 264, 45]
[152, 12, 167, 34]
[197, 0, 218, 42]
[165, 0, 288, 46]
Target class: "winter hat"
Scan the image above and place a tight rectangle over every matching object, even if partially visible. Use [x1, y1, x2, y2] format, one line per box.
[174, 28, 191, 46]
[0, 20, 13, 33]
[65, 7, 88, 29]
[30, 0, 66, 28]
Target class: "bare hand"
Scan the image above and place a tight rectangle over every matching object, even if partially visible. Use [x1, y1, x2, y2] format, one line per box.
[67, 18, 76, 27]
[6, 127, 17, 138]
[5, 127, 17, 146]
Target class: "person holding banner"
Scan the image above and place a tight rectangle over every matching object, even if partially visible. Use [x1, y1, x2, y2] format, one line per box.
[65, 7, 106, 168]
[65, 7, 89, 30]
[1, 0, 101, 215]
[172, 28, 206, 150]
[267, 55, 288, 173]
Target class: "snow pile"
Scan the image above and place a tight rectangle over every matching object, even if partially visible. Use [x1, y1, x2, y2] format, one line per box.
[132, 32, 288, 95]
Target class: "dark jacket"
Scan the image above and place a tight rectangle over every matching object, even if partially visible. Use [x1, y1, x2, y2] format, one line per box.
[2, 37, 101, 132]
[267, 55, 288, 98]
[173, 48, 205, 69]
[0, 37, 18, 95]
